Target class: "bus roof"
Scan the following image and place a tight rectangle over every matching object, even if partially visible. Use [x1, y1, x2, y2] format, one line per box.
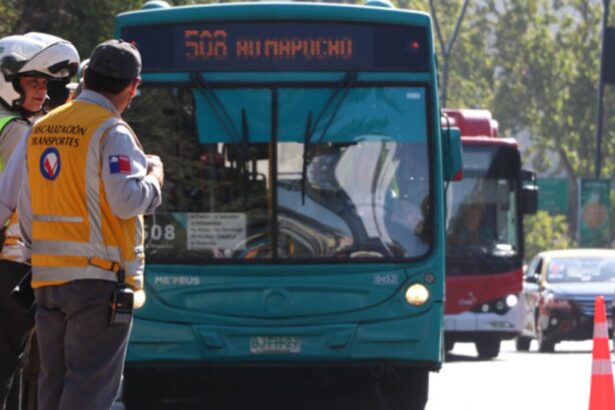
[117, 1, 432, 28]
[442, 109, 519, 148]
[443, 109, 498, 138]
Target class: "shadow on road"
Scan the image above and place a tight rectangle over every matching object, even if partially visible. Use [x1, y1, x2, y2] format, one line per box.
[444, 352, 493, 363]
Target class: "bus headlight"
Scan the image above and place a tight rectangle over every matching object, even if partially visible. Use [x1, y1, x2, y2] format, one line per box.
[506, 294, 518, 307]
[405, 283, 430, 306]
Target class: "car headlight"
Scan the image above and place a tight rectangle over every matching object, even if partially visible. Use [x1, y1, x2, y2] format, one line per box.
[405, 283, 430, 306]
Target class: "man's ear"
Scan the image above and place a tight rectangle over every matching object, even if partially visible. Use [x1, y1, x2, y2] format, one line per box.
[130, 80, 139, 98]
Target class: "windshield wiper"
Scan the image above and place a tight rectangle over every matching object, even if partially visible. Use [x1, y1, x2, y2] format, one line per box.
[301, 71, 357, 204]
[191, 73, 254, 161]
[301, 111, 314, 205]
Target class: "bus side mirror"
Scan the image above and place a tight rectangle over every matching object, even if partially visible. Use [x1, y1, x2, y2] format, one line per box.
[521, 169, 538, 215]
[442, 127, 463, 182]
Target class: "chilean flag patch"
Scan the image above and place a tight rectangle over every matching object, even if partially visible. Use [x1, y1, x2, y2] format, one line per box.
[109, 155, 131, 174]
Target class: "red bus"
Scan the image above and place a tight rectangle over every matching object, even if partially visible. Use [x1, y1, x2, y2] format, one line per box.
[443, 109, 537, 359]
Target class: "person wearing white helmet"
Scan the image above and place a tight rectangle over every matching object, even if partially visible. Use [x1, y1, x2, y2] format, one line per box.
[0, 32, 79, 410]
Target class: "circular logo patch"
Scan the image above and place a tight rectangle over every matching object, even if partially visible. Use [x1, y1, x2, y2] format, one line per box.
[39, 147, 61, 181]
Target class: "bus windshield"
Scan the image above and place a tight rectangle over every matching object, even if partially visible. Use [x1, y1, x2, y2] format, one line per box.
[446, 145, 520, 275]
[126, 83, 431, 263]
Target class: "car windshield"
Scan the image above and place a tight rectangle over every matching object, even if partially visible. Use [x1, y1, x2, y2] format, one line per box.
[546, 256, 615, 283]
[124, 84, 432, 263]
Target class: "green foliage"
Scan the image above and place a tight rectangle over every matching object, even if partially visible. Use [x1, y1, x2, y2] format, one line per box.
[0, 0, 194, 60]
[427, 0, 612, 241]
[524, 211, 574, 262]
[490, 0, 604, 179]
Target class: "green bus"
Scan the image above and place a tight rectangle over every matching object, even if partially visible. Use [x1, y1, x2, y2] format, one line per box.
[117, 1, 462, 408]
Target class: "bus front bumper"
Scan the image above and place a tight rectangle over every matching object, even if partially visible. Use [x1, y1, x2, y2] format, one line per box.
[444, 305, 523, 337]
[126, 306, 443, 369]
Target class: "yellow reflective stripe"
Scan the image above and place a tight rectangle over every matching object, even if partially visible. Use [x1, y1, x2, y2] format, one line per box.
[0, 115, 18, 172]
[31, 279, 69, 289]
[1, 253, 25, 263]
[33, 215, 84, 223]
[87, 119, 117, 251]
[32, 265, 118, 285]
[31, 254, 88, 268]
[0, 115, 17, 133]
[32, 239, 121, 260]
[4, 237, 20, 246]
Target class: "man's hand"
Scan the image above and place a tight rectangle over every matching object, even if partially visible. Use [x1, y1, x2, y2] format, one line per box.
[146, 154, 164, 187]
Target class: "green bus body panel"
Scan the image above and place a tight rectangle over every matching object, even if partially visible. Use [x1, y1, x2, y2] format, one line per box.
[116, 2, 446, 369]
[132, 264, 441, 322]
[193, 86, 427, 144]
[128, 304, 443, 364]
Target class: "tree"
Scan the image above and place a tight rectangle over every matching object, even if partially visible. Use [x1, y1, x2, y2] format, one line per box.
[429, 0, 470, 107]
[489, 0, 609, 236]
[524, 211, 574, 261]
[406, 0, 497, 110]
[0, 0, 193, 58]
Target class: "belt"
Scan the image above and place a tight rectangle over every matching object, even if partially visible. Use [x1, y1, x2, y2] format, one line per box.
[88, 256, 121, 273]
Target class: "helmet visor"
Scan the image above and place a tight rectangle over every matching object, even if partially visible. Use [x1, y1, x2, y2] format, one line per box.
[48, 60, 78, 77]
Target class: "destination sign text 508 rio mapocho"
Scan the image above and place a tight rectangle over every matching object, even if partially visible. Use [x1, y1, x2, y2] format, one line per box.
[121, 22, 428, 71]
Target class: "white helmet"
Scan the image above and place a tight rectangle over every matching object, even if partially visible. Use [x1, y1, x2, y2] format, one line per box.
[0, 32, 79, 109]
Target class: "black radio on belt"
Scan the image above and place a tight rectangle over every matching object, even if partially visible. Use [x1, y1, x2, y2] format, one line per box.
[109, 268, 134, 325]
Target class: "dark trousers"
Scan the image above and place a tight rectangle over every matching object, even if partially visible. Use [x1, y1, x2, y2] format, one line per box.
[0, 260, 34, 410]
[34, 280, 131, 410]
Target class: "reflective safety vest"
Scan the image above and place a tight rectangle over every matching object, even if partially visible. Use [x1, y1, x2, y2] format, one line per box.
[0, 114, 27, 263]
[27, 101, 144, 289]
[0, 115, 17, 171]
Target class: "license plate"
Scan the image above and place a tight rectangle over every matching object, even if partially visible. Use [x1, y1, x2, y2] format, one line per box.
[249, 336, 301, 354]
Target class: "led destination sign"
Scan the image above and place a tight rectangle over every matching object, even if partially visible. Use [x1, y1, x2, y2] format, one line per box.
[121, 22, 428, 71]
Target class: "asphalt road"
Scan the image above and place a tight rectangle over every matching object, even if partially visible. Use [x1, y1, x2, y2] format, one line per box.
[123, 339, 605, 409]
[428, 339, 600, 410]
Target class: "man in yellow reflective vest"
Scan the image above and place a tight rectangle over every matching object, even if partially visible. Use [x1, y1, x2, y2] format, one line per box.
[0, 39, 163, 410]
[0, 33, 79, 409]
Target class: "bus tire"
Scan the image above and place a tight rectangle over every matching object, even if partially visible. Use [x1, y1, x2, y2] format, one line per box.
[384, 367, 428, 410]
[515, 336, 531, 352]
[475, 336, 500, 359]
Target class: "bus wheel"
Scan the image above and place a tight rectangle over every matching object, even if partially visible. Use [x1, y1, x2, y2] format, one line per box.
[515, 336, 531, 352]
[383, 367, 428, 410]
[475, 336, 500, 359]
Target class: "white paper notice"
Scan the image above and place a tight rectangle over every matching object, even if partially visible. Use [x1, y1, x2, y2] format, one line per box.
[187, 213, 247, 251]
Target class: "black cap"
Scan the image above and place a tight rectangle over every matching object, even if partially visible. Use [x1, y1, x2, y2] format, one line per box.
[88, 39, 141, 80]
